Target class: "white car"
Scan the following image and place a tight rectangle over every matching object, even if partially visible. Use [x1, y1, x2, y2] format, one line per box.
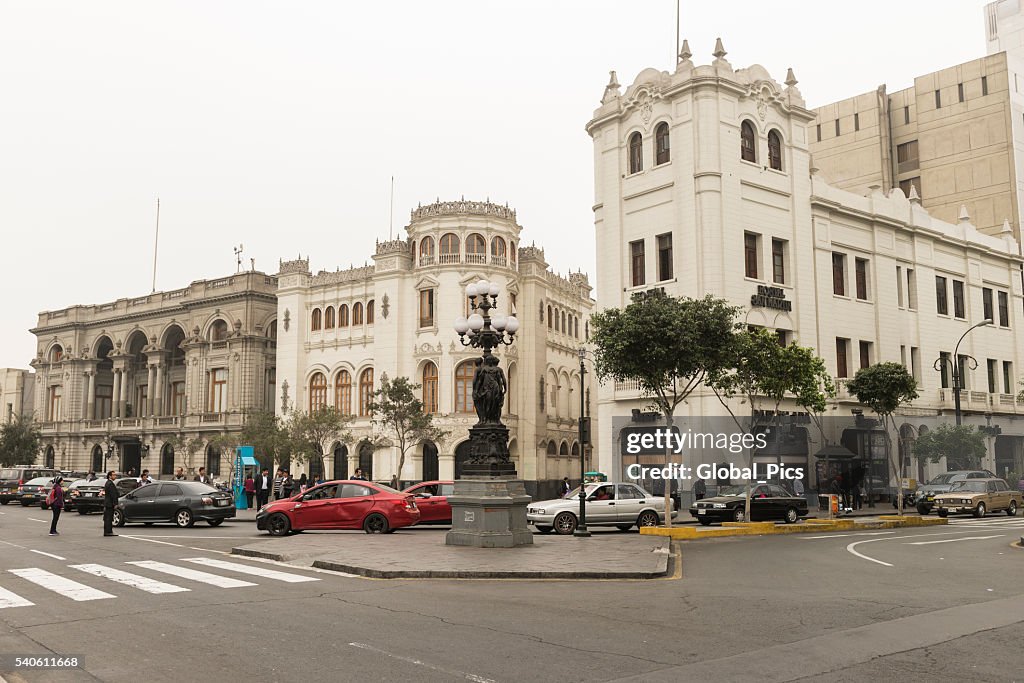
[527, 482, 676, 535]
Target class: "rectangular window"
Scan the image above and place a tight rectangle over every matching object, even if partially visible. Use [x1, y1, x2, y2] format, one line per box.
[418, 289, 435, 328]
[958, 354, 970, 390]
[983, 287, 994, 321]
[48, 386, 62, 421]
[907, 269, 917, 309]
[900, 345, 907, 368]
[935, 89, 941, 108]
[836, 338, 849, 378]
[509, 292, 517, 315]
[998, 290, 1010, 326]
[958, 82, 965, 102]
[656, 233, 673, 281]
[172, 382, 186, 415]
[896, 266, 904, 307]
[832, 253, 846, 296]
[911, 347, 921, 383]
[771, 238, 786, 284]
[816, 123, 821, 142]
[834, 119, 840, 137]
[952, 279, 966, 319]
[854, 113, 860, 131]
[96, 384, 113, 420]
[899, 176, 921, 198]
[209, 368, 227, 413]
[982, 75, 988, 96]
[855, 258, 869, 300]
[630, 239, 645, 287]
[859, 341, 872, 369]
[904, 105, 910, 124]
[775, 329, 788, 346]
[744, 233, 759, 279]
[988, 359, 998, 393]
[1003, 361, 1013, 394]
[935, 275, 948, 315]
[896, 140, 919, 173]
[939, 352, 951, 388]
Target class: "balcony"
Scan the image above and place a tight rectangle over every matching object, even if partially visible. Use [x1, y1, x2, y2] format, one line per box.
[438, 253, 460, 265]
[465, 254, 487, 265]
[491, 255, 507, 267]
[37, 413, 244, 435]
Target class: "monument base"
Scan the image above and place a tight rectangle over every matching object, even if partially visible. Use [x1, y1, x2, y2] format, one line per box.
[444, 476, 534, 548]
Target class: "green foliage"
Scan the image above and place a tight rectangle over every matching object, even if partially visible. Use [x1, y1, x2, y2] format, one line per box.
[368, 375, 449, 483]
[288, 407, 353, 476]
[590, 292, 742, 418]
[0, 414, 42, 467]
[913, 423, 987, 470]
[845, 362, 919, 418]
[238, 410, 292, 470]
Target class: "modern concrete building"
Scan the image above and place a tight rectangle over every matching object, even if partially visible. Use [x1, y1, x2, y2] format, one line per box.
[0, 368, 34, 423]
[587, 41, 1024, 498]
[29, 272, 278, 476]
[275, 199, 594, 498]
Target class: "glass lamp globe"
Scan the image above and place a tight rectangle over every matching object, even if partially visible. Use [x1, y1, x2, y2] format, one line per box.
[465, 283, 478, 297]
[505, 316, 520, 333]
[467, 313, 485, 331]
[491, 314, 507, 331]
[488, 282, 500, 297]
[453, 317, 470, 335]
[476, 279, 490, 293]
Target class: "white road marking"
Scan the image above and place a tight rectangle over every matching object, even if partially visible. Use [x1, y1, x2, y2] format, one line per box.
[70, 564, 190, 594]
[0, 540, 26, 549]
[349, 642, 495, 682]
[800, 531, 895, 539]
[906, 535, 1004, 545]
[29, 550, 66, 561]
[846, 529, 1012, 567]
[119, 535, 186, 547]
[126, 560, 256, 588]
[0, 586, 34, 609]
[9, 568, 115, 601]
[27, 518, 47, 523]
[180, 557, 319, 583]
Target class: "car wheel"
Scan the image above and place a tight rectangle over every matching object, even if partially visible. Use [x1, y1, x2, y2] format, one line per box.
[937, 509, 948, 518]
[208, 518, 224, 527]
[974, 502, 986, 518]
[77, 509, 88, 515]
[783, 507, 799, 524]
[916, 504, 930, 516]
[553, 511, 577, 535]
[363, 513, 389, 534]
[616, 524, 634, 532]
[267, 513, 290, 536]
[699, 519, 713, 526]
[0, 500, 8, 505]
[733, 507, 746, 523]
[1007, 501, 1018, 516]
[637, 510, 660, 528]
[20, 501, 30, 507]
[535, 525, 553, 534]
[175, 509, 195, 528]
[113, 509, 126, 527]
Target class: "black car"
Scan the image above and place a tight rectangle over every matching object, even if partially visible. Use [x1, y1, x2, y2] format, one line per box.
[69, 477, 140, 514]
[0, 466, 61, 505]
[113, 481, 235, 528]
[690, 483, 808, 524]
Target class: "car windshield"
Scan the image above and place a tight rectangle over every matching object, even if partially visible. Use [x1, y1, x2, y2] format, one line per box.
[927, 474, 958, 485]
[25, 478, 51, 486]
[370, 483, 401, 495]
[562, 485, 601, 499]
[717, 485, 750, 497]
[948, 481, 986, 493]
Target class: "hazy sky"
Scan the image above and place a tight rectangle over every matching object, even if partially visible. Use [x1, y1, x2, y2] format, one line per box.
[0, 0, 988, 368]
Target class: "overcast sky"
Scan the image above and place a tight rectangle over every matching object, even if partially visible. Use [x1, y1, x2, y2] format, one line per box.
[0, 0, 989, 368]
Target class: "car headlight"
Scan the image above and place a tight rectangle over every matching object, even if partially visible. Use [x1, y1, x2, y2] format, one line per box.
[713, 503, 727, 508]
[532, 508, 545, 515]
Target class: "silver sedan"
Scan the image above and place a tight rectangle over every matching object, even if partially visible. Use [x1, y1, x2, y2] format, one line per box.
[527, 482, 676, 534]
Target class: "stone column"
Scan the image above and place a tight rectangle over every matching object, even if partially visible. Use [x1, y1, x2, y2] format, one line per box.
[154, 363, 164, 416]
[85, 371, 96, 420]
[119, 369, 130, 419]
[146, 365, 156, 416]
[112, 370, 122, 418]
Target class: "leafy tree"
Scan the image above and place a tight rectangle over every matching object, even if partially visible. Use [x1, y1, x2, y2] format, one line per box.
[238, 410, 293, 472]
[368, 374, 449, 487]
[591, 291, 742, 526]
[845, 362, 919, 514]
[709, 328, 834, 519]
[913, 423, 986, 471]
[0, 414, 42, 467]
[288, 407, 353, 478]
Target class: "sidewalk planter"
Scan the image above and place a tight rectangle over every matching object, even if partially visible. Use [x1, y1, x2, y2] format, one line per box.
[640, 515, 946, 540]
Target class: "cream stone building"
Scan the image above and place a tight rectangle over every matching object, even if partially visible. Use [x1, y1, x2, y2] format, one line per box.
[587, 40, 1024, 498]
[29, 272, 278, 476]
[0, 368, 34, 424]
[275, 199, 594, 498]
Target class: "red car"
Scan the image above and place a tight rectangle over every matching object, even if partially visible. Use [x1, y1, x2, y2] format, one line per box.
[256, 480, 420, 535]
[403, 480, 454, 524]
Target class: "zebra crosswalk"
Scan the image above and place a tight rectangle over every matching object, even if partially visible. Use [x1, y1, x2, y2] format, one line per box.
[946, 516, 1024, 528]
[0, 557, 320, 610]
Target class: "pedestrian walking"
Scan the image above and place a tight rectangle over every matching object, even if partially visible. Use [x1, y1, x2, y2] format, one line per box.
[103, 471, 119, 537]
[173, 467, 186, 481]
[139, 469, 153, 486]
[791, 476, 804, 500]
[389, 474, 399, 489]
[194, 467, 212, 485]
[693, 477, 707, 501]
[352, 469, 367, 481]
[256, 468, 272, 507]
[243, 474, 255, 509]
[298, 473, 308, 493]
[282, 472, 295, 498]
[274, 469, 284, 499]
[47, 477, 65, 535]
[87, 471, 97, 481]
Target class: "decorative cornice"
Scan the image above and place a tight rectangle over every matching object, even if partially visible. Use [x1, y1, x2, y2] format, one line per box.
[309, 265, 375, 286]
[410, 198, 517, 223]
[375, 238, 412, 256]
[278, 257, 311, 276]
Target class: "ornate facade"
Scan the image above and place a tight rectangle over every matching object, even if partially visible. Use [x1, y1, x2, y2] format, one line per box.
[275, 199, 594, 498]
[29, 272, 278, 477]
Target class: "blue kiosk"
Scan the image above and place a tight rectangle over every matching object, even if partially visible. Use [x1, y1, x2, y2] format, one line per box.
[234, 446, 260, 510]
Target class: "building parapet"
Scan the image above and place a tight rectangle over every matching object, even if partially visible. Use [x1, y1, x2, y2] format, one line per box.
[375, 238, 412, 256]
[278, 257, 311, 276]
[309, 265, 375, 286]
[410, 198, 517, 224]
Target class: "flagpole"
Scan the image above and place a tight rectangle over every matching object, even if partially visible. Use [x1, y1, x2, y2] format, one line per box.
[675, 0, 680, 62]
[152, 197, 160, 293]
[389, 176, 394, 240]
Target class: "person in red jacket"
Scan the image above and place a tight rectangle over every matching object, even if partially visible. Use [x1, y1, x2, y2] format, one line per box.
[48, 477, 65, 536]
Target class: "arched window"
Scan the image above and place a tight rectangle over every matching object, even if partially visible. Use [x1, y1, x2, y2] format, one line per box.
[205, 444, 221, 476]
[440, 233, 460, 264]
[160, 443, 175, 476]
[559, 442, 569, 456]
[454, 361, 475, 413]
[546, 441, 557, 456]
[366, 300, 374, 324]
[466, 233, 486, 264]
[338, 304, 349, 327]
[309, 372, 327, 412]
[91, 444, 103, 473]
[561, 311, 566, 333]
[209, 320, 229, 341]
[358, 368, 374, 416]
[49, 345, 64, 363]
[419, 236, 435, 265]
[267, 321, 277, 340]
[571, 442, 580, 456]
[310, 309, 322, 332]
[655, 122, 670, 165]
[335, 370, 352, 415]
[547, 305, 553, 328]
[324, 306, 335, 329]
[352, 302, 363, 325]
[741, 120, 757, 162]
[628, 132, 643, 174]
[768, 130, 783, 171]
[422, 362, 438, 414]
[491, 237, 507, 265]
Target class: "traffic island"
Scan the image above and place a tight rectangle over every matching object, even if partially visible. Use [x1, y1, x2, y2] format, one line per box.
[232, 531, 674, 579]
[640, 515, 946, 540]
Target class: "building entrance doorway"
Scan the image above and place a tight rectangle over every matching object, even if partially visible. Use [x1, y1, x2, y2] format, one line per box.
[120, 442, 141, 476]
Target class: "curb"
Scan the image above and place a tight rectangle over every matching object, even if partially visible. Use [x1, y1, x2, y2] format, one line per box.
[640, 515, 946, 540]
[309, 559, 669, 580]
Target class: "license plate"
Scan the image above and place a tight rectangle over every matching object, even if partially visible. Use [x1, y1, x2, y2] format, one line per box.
[697, 509, 706, 515]
[85, 492, 95, 497]
[215, 499, 229, 507]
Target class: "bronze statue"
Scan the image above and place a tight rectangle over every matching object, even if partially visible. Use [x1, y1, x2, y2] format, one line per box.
[472, 354, 507, 424]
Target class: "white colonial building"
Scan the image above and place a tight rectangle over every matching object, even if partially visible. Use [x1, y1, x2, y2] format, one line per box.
[587, 40, 1024, 496]
[275, 199, 594, 499]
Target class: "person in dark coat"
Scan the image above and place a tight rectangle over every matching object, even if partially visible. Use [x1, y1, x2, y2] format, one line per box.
[255, 468, 272, 508]
[48, 477, 65, 535]
[281, 472, 295, 498]
[693, 477, 707, 501]
[103, 471, 119, 537]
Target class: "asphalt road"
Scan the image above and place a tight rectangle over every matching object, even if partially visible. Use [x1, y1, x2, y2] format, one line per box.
[0, 502, 1021, 683]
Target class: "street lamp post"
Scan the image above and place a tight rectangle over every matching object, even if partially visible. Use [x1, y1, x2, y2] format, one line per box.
[574, 348, 591, 538]
[934, 319, 991, 425]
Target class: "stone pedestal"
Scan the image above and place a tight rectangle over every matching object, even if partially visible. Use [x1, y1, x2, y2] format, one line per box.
[445, 476, 534, 548]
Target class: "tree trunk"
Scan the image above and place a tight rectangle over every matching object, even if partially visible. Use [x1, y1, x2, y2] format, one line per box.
[664, 413, 674, 528]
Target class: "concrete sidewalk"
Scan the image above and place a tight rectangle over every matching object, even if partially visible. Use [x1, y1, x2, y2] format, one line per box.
[232, 529, 673, 579]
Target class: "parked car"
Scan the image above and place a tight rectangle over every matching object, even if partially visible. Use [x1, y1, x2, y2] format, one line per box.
[113, 481, 235, 528]
[915, 470, 996, 514]
[0, 466, 60, 505]
[70, 477, 140, 515]
[527, 482, 676, 535]
[403, 480, 454, 524]
[933, 478, 1021, 518]
[15, 477, 53, 507]
[256, 480, 420, 535]
[690, 483, 809, 525]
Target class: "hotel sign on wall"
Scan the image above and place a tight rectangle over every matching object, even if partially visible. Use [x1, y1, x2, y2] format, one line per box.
[750, 285, 792, 312]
